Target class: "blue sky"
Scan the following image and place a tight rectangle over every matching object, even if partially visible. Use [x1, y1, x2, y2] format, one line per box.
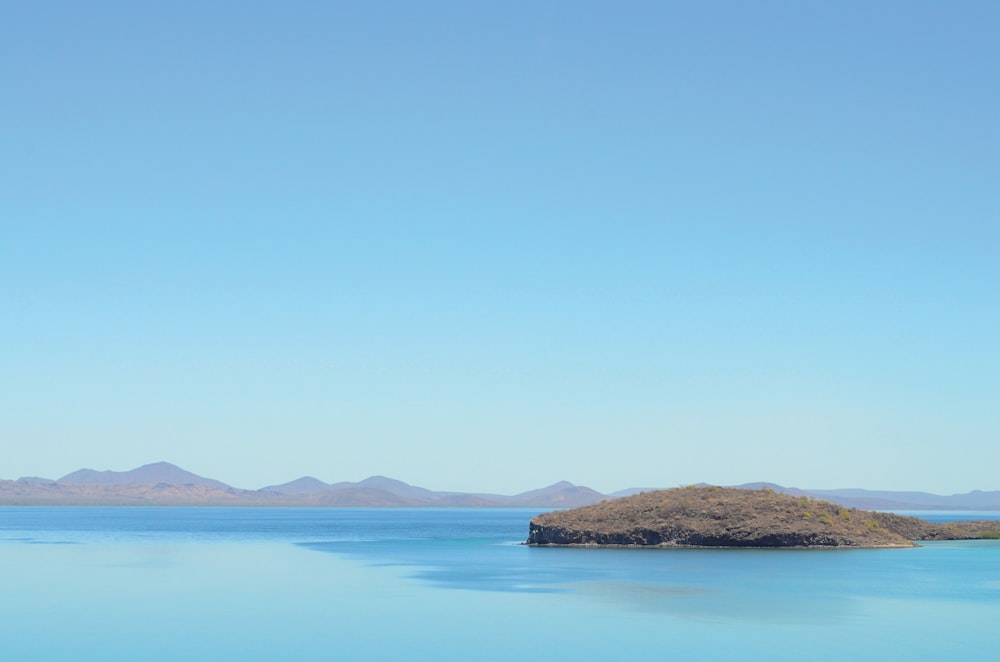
[3, 1, 998, 493]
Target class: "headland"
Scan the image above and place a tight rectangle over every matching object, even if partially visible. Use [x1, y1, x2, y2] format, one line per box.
[526, 486, 1000, 548]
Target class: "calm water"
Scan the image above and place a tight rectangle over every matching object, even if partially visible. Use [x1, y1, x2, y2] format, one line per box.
[2, 508, 999, 660]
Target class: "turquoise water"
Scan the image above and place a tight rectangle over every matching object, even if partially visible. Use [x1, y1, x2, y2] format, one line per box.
[2, 508, 999, 660]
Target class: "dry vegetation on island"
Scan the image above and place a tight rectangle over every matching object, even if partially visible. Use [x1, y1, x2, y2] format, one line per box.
[527, 486, 1000, 548]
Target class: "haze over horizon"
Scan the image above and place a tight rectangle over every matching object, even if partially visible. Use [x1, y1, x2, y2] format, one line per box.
[3, 2, 998, 495]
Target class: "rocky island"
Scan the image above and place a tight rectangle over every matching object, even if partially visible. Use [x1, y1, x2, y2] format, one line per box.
[527, 486, 1000, 548]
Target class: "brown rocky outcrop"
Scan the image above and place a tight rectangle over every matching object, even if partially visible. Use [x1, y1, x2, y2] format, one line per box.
[526, 486, 1000, 548]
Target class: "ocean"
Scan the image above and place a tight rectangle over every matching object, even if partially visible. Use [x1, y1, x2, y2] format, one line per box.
[2, 507, 998, 660]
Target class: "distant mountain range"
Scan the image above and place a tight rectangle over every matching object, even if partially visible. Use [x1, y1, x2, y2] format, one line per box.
[2, 462, 999, 509]
[0, 462, 605, 507]
[730, 482, 1000, 511]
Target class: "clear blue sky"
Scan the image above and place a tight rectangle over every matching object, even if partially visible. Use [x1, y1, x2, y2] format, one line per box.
[3, 1, 998, 493]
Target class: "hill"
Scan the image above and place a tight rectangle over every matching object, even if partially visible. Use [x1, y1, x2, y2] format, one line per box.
[58, 462, 229, 489]
[526, 486, 1000, 548]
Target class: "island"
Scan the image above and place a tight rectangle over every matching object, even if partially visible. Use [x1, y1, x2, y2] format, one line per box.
[526, 486, 1000, 548]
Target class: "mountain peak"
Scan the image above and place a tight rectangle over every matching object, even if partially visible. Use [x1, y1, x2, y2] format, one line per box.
[259, 476, 331, 494]
[141, 461, 181, 470]
[352, 476, 436, 499]
[58, 462, 229, 489]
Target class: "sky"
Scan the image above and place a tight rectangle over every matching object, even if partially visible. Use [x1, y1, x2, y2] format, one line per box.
[2, 1, 998, 494]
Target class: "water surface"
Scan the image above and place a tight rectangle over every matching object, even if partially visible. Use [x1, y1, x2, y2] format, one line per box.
[2, 508, 998, 660]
